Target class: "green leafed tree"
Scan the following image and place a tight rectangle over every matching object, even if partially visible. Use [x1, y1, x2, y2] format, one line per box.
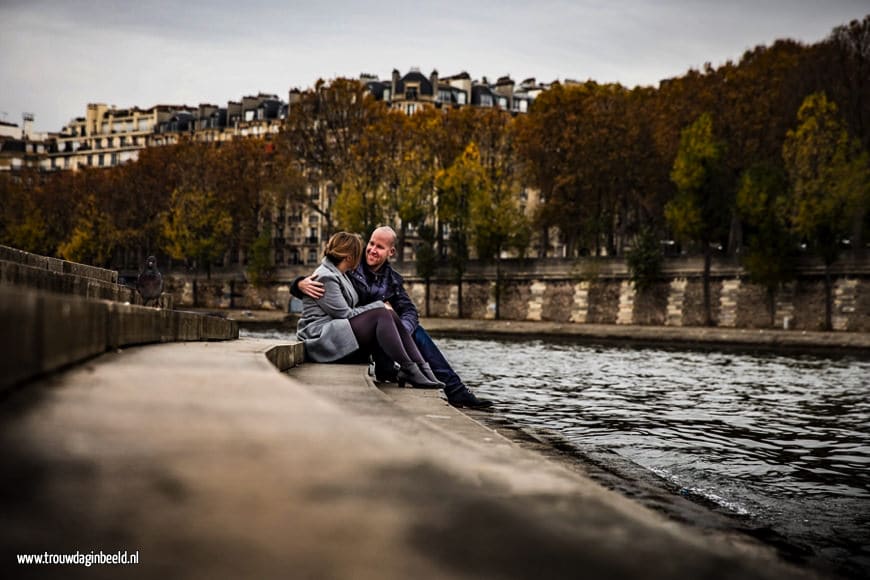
[436, 142, 488, 318]
[57, 188, 118, 266]
[246, 222, 274, 289]
[782, 92, 870, 329]
[736, 163, 797, 325]
[626, 227, 663, 293]
[665, 112, 729, 326]
[161, 187, 233, 282]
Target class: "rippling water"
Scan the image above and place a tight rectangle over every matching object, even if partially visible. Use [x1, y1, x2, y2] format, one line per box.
[438, 337, 870, 578]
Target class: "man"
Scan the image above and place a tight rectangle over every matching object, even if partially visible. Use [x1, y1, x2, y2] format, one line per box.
[292, 226, 493, 409]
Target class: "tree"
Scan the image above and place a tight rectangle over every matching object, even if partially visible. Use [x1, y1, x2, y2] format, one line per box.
[161, 187, 233, 281]
[436, 142, 488, 318]
[782, 92, 870, 329]
[282, 78, 385, 235]
[665, 112, 730, 326]
[736, 163, 797, 324]
[247, 223, 274, 289]
[0, 171, 54, 255]
[626, 227, 663, 293]
[414, 224, 438, 317]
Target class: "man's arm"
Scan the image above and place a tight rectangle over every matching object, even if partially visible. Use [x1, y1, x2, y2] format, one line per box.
[315, 273, 385, 319]
[291, 274, 325, 300]
[388, 278, 419, 335]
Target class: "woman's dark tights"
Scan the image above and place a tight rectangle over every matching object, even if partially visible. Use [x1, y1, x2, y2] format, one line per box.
[349, 308, 424, 365]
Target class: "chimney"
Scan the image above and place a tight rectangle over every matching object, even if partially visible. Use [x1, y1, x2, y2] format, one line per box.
[22, 112, 34, 139]
[391, 69, 400, 101]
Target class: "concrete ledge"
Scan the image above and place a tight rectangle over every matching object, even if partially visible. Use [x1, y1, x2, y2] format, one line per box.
[264, 342, 305, 372]
[0, 244, 118, 284]
[1, 260, 138, 303]
[0, 287, 238, 392]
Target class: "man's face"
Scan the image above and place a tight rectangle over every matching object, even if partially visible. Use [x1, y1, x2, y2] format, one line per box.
[365, 230, 395, 271]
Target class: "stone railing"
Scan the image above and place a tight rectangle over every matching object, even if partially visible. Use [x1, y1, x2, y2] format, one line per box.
[0, 246, 238, 392]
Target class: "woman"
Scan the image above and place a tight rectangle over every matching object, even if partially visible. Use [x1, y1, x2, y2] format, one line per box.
[296, 232, 443, 389]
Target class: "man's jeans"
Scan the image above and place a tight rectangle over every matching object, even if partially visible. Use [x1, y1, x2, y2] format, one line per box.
[373, 325, 464, 395]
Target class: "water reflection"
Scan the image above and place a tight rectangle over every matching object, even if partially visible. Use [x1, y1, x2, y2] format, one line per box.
[439, 337, 870, 576]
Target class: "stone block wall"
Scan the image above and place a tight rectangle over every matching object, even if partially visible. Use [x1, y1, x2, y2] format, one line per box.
[792, 279, 827, 331]
[682, 279, 723, 327]
[541, 281, 576, 322]
[502, 280, 531, 320]
[735, 283, 773, 328]
[586, 280, 620, 324]
[462, 281, 492, 319]
[632, 282, 669, 326]
[154, 255, 870, 332]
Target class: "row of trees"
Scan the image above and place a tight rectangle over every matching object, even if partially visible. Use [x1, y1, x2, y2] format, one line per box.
[1, 17, 868, 325]
[1, 138, 305, 285]
[279, 18, 870, 325]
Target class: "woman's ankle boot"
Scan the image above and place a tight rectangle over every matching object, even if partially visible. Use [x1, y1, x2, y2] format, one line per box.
[397, 362, 444, 389]
[418, 362, 441, 386]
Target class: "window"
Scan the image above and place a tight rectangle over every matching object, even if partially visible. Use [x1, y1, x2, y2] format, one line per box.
[457, 92, 467, 105]
[405, 103, 417, 115]
[405, 86, 418, 100]
[383, 88, 391, 101]
[498, 97, 508, 108]
[438, 89, 452, 103]
[307, 249, 317, 263]
[480, 94, 493, 107]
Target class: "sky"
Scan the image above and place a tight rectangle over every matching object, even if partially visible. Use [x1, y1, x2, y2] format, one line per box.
[1, 0, 867, 134]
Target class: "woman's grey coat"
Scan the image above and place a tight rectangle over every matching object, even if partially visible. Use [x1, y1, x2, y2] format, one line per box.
[295, 258, 385, 362]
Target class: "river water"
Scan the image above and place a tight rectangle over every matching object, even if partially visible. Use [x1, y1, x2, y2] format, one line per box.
[247, 328, 869, 578]
[436, 337, 869, 579]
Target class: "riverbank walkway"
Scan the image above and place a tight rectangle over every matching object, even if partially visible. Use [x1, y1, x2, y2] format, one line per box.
[2, 334, 823, 579]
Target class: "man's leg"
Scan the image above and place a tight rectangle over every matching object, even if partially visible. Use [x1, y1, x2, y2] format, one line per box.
[412, 325, 466, 396]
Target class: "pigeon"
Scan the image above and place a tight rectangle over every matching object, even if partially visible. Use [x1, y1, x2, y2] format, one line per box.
[136, 255, 164, 307]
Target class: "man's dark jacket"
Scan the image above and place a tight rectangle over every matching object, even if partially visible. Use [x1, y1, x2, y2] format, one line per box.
[291, 261, 419, 335]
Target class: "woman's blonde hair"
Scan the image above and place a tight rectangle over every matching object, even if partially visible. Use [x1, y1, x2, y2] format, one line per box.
[324, 231, 363, 268]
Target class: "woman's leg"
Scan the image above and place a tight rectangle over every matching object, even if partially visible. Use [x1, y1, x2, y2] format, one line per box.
[349, 309, 421, 364]
[388, 310, 426, 363]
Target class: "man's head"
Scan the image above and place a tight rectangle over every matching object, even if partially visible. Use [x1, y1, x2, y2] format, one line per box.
[365, 226, 397, 271]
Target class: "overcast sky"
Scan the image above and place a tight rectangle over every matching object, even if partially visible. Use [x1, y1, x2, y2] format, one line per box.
[1, 0, 867, 133]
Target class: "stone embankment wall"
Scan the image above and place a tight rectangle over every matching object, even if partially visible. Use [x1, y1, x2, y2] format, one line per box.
[0, 245, 238, 392]
[159, 255, 870, 332]
[404, 276, 870, 332]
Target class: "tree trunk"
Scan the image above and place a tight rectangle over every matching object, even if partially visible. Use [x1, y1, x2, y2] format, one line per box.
[767, 285, 776, 327]
[824, 264, 833, 331]
[456, 276, 463, 319]
[495, 257, 502, 320]
[424, 277, 431, 317]
[396, 223, 406, 264]
[703, 246, 713, 327]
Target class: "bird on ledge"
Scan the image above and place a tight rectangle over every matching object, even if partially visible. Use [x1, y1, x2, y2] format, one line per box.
[136, 255, 163, 307]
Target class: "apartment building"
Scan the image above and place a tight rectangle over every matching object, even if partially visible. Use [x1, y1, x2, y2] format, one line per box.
[0, 115, 50, 172]
[361, 68, 545, 115]
[49, 94, 287, 169]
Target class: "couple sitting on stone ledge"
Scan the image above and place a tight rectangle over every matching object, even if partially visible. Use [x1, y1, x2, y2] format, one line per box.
[292, 226, 492, 409]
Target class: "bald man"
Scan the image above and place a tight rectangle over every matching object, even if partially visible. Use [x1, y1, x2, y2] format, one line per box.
[292, 227, 492, 409]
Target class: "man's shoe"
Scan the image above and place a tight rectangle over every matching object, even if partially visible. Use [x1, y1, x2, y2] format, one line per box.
[447, 388, 493, 409]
